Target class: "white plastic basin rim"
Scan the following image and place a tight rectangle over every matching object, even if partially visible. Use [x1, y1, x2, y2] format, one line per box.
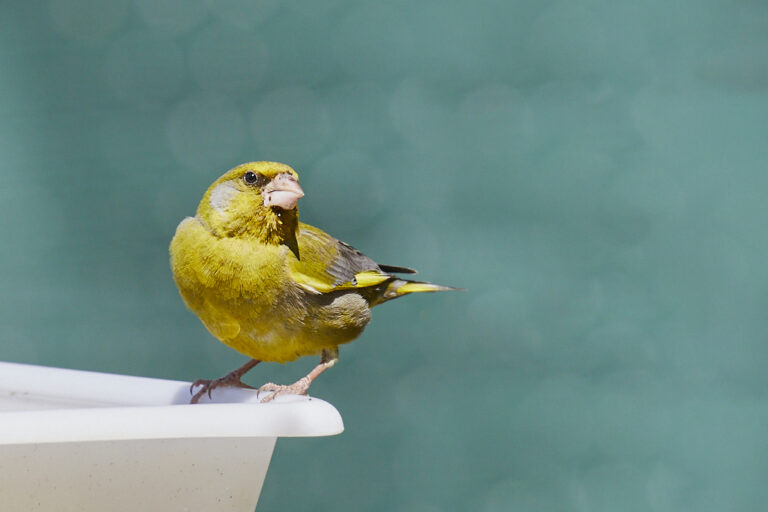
[0, 361, 344, 512]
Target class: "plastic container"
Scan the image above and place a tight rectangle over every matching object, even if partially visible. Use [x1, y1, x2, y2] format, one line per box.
[0, 361, 343, 511]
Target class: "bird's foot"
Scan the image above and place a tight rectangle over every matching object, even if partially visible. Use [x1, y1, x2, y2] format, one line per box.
[189, 373, 254, 404]
[257, 377, 312, 403]
[189, 359, 261, 404]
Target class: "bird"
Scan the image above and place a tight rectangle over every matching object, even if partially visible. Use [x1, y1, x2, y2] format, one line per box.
[170, 161, 456, 404]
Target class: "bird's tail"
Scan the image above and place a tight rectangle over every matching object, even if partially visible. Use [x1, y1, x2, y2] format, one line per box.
[369, 278, 461, 306]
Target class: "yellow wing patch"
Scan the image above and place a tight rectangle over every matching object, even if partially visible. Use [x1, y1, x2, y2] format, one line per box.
[289, 268, 391, 294]
[395, 282, 453, 294]
[353, 271, 391, 287]
[289, 270, 330, 294]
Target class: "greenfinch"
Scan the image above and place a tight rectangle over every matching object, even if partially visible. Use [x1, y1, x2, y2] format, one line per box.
[170, 162, 455, 403]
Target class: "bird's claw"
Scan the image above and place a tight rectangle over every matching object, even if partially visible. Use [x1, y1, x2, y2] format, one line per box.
[189, 374, 254, 404]
[257, 377, 311, 403]
[189, 378, 212, 396]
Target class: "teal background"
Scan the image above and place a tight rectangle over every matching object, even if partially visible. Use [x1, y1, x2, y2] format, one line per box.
[2, 1, 768, 510]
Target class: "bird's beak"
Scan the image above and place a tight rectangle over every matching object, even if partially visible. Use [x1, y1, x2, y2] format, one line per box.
[263, 173, 305, 210]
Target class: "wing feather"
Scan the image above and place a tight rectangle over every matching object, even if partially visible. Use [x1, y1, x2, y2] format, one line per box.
[288, 224, 396, 293]
[378, 264, 417, 274]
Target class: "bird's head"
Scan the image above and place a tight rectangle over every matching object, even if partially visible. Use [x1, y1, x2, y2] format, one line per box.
[196, 161, 304, 243]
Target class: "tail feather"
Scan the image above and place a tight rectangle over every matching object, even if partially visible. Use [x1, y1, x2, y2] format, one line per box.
[394, 281, 459, 294]
[369, 278, 460, 306]
[379, 264, 418, 274]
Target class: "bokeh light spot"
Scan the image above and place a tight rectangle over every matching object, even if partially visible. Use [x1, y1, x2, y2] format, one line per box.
[166, 93, 247, 170]
[49, 0, 129, 41]
[251, 86, 331, 163]
[203, 0, 282, 29]
[136, 0, 210, 35]
[189, 24, 268, 93]
[105, 31, 185, 102]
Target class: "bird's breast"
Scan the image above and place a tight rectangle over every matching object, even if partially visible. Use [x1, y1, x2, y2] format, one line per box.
[170, 219, 371, 362]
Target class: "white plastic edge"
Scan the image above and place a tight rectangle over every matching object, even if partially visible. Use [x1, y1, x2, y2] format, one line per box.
[0, 362, 344, 444]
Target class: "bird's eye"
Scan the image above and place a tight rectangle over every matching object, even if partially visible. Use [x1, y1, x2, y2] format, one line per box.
[243, 172, 264, 186]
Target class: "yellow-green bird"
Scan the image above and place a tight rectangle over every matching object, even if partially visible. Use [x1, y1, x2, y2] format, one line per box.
[170, 162, 455, 403]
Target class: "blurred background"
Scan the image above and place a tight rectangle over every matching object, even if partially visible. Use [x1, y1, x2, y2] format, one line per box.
[2, 0, 768, 510]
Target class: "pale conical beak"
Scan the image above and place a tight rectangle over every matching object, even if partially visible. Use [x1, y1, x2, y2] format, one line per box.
[263, 173, 304, 210]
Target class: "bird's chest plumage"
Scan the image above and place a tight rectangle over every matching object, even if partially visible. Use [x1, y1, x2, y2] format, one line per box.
[170, 218, 369, 362]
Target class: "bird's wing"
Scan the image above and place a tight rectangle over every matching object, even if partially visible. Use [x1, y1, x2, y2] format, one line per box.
[288, 223, 406, 294]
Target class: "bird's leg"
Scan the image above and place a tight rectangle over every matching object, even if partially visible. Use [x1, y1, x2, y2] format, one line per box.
[258, 348, 339, 403]
[190, 358, 261, 404]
